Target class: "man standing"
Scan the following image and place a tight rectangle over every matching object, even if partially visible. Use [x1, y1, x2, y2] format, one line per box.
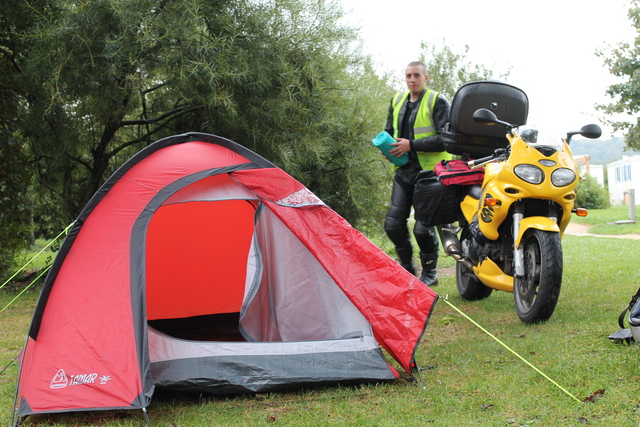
[384, 61, 451, 286]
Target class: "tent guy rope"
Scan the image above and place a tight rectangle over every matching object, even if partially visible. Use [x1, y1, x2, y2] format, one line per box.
[0, 221, 73, 292]
[0, 222, 73, 315]
[438, 294, 582, 403]
[0, 266, 51, 315]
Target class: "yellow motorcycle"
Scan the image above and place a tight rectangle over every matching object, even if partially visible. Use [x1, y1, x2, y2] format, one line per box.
[438, 107, 601, 323]
[414, 80, 601, 324]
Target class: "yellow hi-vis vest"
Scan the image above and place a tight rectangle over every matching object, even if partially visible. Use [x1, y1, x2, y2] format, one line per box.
[392, 90, 451, 170]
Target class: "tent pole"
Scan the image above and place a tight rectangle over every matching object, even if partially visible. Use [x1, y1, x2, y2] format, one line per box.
[11, 334, 31, 427]
[11, 414, 26, 426]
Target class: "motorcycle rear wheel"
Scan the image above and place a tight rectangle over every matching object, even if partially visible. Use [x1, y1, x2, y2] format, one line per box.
[456, 231, 493, 300]
[514, 229, 563, 324]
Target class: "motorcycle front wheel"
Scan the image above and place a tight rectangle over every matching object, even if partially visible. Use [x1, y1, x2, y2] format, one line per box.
[514, 229, 563, 324]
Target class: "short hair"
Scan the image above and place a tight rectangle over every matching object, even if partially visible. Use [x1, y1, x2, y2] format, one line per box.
[407, 61, 427, 73]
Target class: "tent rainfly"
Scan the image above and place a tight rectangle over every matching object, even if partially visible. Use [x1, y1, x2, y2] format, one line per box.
[13, 133, 438, 422]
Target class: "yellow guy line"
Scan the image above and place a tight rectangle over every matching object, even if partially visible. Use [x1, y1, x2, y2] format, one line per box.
[439, 295, 582, 403]
[0, 222, 73, 292]
[0, 265, 51, 315]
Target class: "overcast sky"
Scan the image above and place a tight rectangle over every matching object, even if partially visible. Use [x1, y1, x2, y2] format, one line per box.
[339, 0, 637, 138]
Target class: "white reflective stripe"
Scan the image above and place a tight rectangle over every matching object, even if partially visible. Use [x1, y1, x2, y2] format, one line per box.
[414, 126, 435, 134]
[393, 92, 407, 108]
[426, 91, 436, 115]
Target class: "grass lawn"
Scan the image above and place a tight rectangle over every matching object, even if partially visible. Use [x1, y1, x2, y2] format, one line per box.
[1, 213, 640, 426]
[572, 204, 640, 235]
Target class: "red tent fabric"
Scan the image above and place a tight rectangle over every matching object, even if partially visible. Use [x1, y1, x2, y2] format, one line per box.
[14, 133, 438, 419]
[232, 167, 436, 368]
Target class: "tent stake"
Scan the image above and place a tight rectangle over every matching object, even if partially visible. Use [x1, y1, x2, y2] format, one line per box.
[142, 407, 153, 426]
[412, 365, 426, 389]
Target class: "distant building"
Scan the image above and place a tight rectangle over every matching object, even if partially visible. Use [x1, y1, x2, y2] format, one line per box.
[607, 154, 640, 205]
[574, 154, 605, 186]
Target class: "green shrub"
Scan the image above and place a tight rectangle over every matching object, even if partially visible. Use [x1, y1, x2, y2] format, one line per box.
[575, 174, 610, 209]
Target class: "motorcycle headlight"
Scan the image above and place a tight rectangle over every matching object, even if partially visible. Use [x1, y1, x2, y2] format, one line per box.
[514, 164, 544, 185]
[551, 168, 576, 187]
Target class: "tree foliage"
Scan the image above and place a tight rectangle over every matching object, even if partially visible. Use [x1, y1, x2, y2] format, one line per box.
[0, 54, 31, 278]
[0, 2, 33, 277]
[575, 173, 611, 210]
[0, 0, 506, 279]
[1, 0, 391, 238]
[420, 41, 510, 100]
[598, 0, 640, 150]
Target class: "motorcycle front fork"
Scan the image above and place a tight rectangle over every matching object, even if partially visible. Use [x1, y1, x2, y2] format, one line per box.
[512, 201, 558, 279]
[513, 204, 524, 278]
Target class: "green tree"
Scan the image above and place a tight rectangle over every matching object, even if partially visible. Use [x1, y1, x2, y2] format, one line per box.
[0, 0, 33, 277]
[420, 41, 510, 99]
[575, 174, 611, 209]
[0, 69, 31, 279]
[598, 0, 640, 150]
[3, 0, 391, 234]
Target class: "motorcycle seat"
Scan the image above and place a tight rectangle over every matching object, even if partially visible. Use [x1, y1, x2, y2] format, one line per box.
[465, 185, 482, 200]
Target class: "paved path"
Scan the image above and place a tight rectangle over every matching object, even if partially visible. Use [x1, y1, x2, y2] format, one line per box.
[564, 222, 640, 240]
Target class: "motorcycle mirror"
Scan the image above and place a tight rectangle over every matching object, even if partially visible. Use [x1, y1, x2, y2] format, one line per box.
[566, 124, 602, 142]
[578, 124, 602, 139]
[472, 108, 513, 128]
[472, 108, 499, 125]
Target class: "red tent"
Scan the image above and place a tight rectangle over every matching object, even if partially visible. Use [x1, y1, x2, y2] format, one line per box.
[14, 133, 437, 419]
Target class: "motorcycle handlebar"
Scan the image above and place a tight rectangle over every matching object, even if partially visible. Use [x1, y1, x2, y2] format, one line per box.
[467, 148, 508, 168]
[467, 155, 494, 168]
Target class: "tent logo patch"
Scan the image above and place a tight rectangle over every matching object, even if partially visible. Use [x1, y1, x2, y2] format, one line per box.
[50, 369, 106, 389]
[277, 188, 325, 207]
[50, 369, 68, 389]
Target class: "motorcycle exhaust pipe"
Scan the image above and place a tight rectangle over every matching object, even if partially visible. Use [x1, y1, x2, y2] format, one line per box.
[451, 253, 475, 271]
[437, 224, 461, 255]
[437, 224, 475, 271]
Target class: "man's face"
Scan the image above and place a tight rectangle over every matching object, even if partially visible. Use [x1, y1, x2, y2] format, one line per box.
[405, 65, 428, 95]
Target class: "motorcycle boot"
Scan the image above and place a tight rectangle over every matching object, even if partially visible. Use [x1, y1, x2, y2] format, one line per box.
[396, 247, 415, 275]
[414, 221, 440, 286]
[418, 252, 438, 287]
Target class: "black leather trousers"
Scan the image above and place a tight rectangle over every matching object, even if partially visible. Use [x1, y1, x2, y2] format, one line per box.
[384, 167, 440, 269]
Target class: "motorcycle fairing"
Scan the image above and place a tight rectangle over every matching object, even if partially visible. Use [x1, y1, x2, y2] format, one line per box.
[472, 257, 514, 292]
[514, 216, 561, 247]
